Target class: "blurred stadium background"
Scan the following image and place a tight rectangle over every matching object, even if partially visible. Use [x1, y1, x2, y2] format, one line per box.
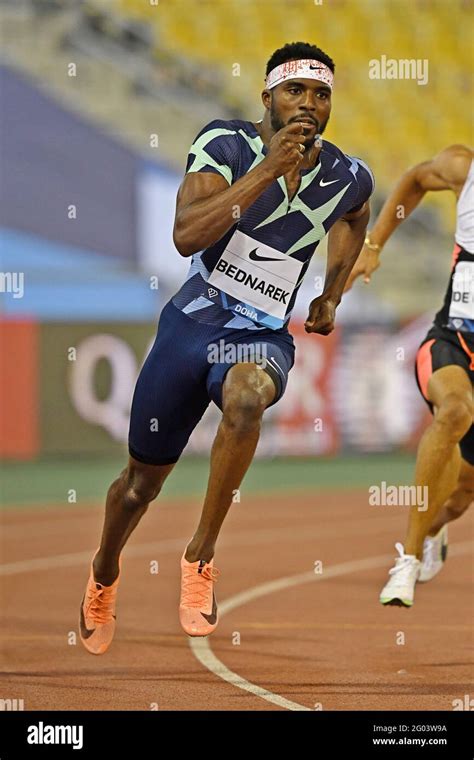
[1, 0, 472, 507]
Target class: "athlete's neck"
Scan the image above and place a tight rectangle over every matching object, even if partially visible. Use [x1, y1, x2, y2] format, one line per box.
[254, 116, 322, 172]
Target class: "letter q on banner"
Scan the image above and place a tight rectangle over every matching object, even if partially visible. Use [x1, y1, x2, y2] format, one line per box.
[69, 334, 137, 441]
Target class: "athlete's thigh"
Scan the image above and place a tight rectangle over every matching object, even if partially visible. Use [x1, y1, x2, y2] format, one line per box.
[427, 364, 472, 409]
[415, 331, 473, 411]
[128, 302, 211, 465]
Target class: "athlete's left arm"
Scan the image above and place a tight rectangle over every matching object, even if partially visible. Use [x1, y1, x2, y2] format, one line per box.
[304, 202, 370, 335]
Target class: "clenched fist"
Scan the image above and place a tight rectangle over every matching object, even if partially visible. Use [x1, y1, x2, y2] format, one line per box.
[304, 295, 337, 335]
[262, 122, 309, 179]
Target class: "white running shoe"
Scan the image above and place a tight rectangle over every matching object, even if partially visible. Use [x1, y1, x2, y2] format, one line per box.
[379, 543, 421, 607]
[419, 526, 448, 583]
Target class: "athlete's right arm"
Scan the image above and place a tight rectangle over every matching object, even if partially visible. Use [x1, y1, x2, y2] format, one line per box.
[173, 122, 307, 257]
[345, 144, 472, 290]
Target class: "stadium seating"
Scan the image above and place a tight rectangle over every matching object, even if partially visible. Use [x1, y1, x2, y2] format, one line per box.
[1, 0, 471, 314]
[121, 0, 472, 193]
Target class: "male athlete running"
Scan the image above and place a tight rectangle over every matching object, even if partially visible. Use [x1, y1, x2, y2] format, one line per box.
[346, 144, 473, 606]
[79, 41, 374, 653]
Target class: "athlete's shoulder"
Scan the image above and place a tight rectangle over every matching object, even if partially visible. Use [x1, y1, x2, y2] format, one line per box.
[192, 118, 253, 141]
[186, 119, 249, 182]
[323, 140, 374, 176]
[324, 140, 375, 194]
[349, 154, 375, 194]
[432, 144, 473, 186]
[187, 119, 261, 183]
[320, 139, 347, 161]
[410, 145, 472, 193]
[438, 144, 473, 160]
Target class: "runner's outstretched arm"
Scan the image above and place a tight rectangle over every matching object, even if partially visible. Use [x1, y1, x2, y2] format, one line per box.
[345, 144, 472, 290]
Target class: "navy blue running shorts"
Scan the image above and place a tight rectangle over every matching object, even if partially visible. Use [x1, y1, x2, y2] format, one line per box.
[128, 300, 295, 466]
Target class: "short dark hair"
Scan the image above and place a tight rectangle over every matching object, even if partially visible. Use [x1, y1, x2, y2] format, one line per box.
[265, 41, 335, 79]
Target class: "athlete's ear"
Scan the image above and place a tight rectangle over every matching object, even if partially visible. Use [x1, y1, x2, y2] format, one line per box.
[261, 89, 271, 110]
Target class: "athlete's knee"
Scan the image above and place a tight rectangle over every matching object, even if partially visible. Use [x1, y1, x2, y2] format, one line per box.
[121, 466, 166, 510]
[445, 494, 472, 521]
[446, 468, 474, 518]
[435, 394, 473, 441]
[223, 392, 267, 432]
[458, 462, 474, 493]
[222, 375, 270, 433]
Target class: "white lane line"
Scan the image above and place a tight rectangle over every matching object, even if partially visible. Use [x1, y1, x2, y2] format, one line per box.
[191, 638, 311, 711]
[189, 541, 474, 712]
[1, 528, 317, 575]
[0, 539, 184, 576]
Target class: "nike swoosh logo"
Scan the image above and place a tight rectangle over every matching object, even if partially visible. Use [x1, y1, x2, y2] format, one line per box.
[319, 179, 340, 186]
[249, 248, 285, 263]
[270, 356, 285, 375]
[79, 596, 116, 639]
[79, 597, 95, 639]
[200, 593, 218, 625]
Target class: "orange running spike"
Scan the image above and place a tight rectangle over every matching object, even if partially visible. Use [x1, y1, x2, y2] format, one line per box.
[179, 549, 220, 637]
[79, 550, 121, 655]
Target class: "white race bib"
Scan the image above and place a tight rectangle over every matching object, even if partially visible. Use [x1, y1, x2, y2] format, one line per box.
[449, 260, 474, 322]
[207, 230, 304, 324]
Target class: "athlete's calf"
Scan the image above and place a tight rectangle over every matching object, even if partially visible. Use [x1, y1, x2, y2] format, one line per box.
[93, 459, 175, 585]
[184, 363, 276, 563]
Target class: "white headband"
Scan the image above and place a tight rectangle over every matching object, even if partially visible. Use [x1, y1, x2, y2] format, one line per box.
[265, 58, 334, 91]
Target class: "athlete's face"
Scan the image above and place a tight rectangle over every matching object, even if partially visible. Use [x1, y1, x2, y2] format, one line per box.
[267, 78, 331, 149]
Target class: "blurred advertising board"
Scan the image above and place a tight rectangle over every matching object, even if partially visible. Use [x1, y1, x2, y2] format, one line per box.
[1, 316, 430, 460]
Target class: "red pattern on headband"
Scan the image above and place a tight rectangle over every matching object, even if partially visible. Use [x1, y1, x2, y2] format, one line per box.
[265, 59, 334, 90]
